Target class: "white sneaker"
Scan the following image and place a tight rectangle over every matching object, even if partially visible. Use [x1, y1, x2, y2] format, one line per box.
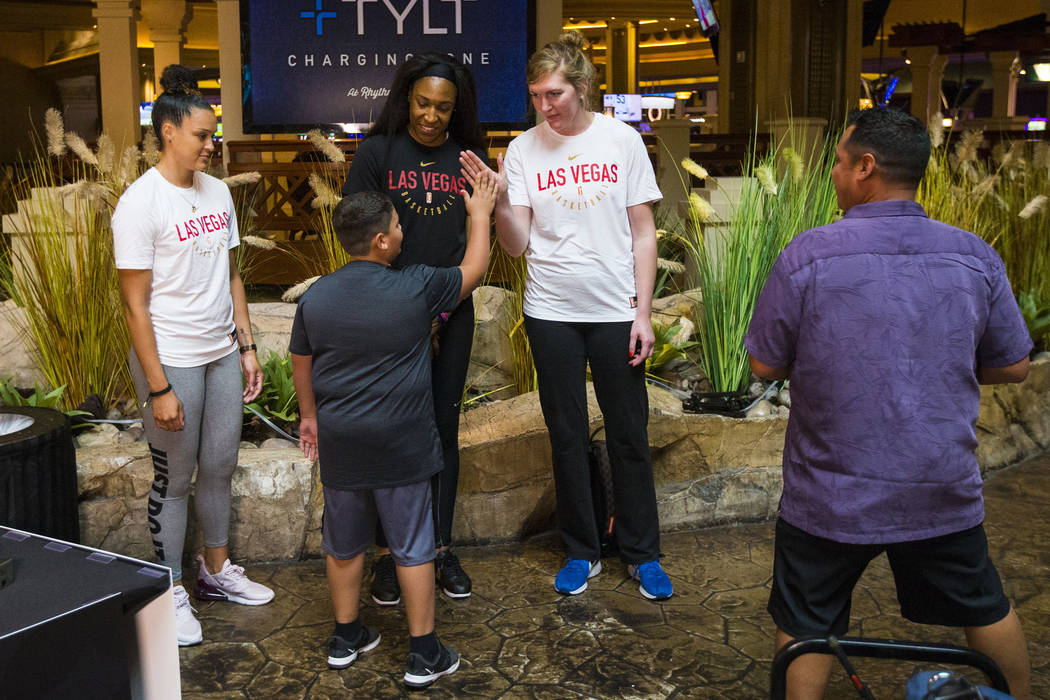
[196, 556, 275, 606]
[173, 584, 203, 646]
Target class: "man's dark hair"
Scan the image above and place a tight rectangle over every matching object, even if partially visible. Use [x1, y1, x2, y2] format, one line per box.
[332, 191, 394, 256]
[845, 107, 931, 189]
[367, 53, 485, 153]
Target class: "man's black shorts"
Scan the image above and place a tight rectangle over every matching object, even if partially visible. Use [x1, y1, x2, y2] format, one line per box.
[768, 518, 1011, 638]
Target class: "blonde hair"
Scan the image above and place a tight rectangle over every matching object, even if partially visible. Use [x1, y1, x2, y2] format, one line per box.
[526, 31, 596, 110]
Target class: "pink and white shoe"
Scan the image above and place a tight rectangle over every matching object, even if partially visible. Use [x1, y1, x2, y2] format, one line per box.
[195, 556, 275, 606]
[173, 584, 203, 646]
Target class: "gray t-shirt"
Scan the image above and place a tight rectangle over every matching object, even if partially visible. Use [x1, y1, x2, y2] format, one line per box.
[289, 261, 461, 489]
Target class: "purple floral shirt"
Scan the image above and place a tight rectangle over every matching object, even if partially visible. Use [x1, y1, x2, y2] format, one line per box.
[745, 200, 1032, 544]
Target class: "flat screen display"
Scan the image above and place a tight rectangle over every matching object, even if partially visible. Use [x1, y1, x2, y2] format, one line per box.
[691, 0, 720, 36]
[240, 0, 533, 133]
[603, 94, 642, 122]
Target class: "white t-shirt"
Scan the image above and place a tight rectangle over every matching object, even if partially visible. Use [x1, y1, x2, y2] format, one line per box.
[505, 113, 662, 322]
[112, 168, 240, 367]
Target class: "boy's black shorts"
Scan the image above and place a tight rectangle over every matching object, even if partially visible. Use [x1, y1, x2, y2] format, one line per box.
[768, 518, 1011, 638]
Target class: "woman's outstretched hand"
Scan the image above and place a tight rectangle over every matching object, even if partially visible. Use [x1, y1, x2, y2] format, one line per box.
[460, 150, 507, 198]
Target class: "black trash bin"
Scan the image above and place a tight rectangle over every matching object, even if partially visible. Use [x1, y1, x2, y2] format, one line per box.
[0, 406, 79, 542]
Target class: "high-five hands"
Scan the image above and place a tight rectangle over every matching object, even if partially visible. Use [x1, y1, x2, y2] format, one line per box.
[461, 168, 499, 219]
[460, 151, 507, 200]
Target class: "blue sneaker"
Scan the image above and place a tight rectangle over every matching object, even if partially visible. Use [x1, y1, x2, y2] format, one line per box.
[554, 559, 602, 595]
[630, 560, 673, 600]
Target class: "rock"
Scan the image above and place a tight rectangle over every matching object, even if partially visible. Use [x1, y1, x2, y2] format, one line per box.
[67, 355, 1050, 562]
[0, 300, 45, 388]
[117, 424, 144, 444]
[259, 437, 297, 450]
[1033, 351, 1050, 362]
[651, 289, 702, 327]
[777, 388, 791, 407]
[776, 405, 791, 418]
[76, 422, 121, 447]
[746, 399, 775, 418]
[247, 302, 297, 361]
[106, 408, 124, 421]
[240, 441, 259, 450]
[748, 381, 765, 398]
[465, 286, 517, 400]
[187, 447, 315, 562]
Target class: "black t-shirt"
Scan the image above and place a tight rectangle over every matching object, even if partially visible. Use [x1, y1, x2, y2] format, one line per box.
[288, 261, 462, 489]
[343, 132, 487, 268]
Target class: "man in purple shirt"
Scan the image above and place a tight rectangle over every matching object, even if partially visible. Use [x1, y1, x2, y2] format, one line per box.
[745, 107, 1032, 699]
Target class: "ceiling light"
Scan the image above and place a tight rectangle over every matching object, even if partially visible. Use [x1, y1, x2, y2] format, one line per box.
[638, 19, 658, 24]
[1033, 63, 1050, 81]
[563, 22, 607, 30]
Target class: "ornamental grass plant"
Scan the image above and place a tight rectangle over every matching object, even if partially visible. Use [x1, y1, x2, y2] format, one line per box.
[918, 120, 1050, 347]
[4, 108, 263, 410]
[2, 110, 141, 410]
[676, 132, 839, 394]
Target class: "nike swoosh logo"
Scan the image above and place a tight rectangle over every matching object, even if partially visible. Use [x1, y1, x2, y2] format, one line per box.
[567, 154, 582, 161]
[420, 161, 436, 167]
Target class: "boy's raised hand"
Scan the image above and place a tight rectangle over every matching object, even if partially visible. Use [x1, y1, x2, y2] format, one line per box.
[462, 170, 498, 220]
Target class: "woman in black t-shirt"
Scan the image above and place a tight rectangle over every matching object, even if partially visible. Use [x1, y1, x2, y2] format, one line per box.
[342, 53, 486, 604]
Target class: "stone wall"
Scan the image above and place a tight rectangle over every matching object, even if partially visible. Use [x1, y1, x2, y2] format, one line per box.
[73, 357, 1050, 562]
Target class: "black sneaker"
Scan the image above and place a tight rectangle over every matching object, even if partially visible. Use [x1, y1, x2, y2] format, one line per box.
[403, 643, 460, 688]
[370, 554, 400, 605]
[436, 550, 472, 598]
[327, 626, 381, 669]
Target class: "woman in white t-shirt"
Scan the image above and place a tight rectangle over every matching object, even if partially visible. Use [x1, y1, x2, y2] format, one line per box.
[112, 65, 274, 647]
[460, 32, 673, 601]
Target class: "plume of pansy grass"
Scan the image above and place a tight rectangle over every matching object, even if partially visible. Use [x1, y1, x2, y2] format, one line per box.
[95, 134, 115, 175]
[1019, 194, 1048, 220]
[306, 129, 346, 163]
[308, 172, 341, 209]
[223, 171, 262, 188]
[116, 146, 140, 186]
[65, 132, 98, 166]
[45, 108, 66, 157]
[681, 157, 709, 182]
[141, 130, 160, 166]
[282, 276, 319, 302]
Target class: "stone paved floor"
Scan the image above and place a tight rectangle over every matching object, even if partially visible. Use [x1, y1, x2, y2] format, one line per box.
[181, 453, 1050, 698]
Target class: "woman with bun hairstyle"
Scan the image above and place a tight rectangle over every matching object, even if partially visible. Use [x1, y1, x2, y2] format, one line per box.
[113, 65, 274, 647]
[342, 53, 486, 604]
[460, 32, 672, 600]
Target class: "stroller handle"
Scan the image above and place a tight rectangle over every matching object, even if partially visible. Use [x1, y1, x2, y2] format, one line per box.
[770, 636, 1010, 699]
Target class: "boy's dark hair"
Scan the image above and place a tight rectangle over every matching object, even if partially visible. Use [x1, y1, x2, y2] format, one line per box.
[845, 107, 931, 189]
[367, 53, 485, 153]
[152, 65, 214, 149]
[332, 191, 394, 255]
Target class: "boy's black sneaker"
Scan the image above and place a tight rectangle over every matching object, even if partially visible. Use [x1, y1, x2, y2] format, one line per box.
[403, 643, 460, 688]
[327, 626, 381, 669]
[370, 554, 400, 605]
[436, 550, 472, 598]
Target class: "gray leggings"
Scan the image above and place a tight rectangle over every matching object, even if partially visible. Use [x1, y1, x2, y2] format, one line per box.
[130, 349, 243, 582]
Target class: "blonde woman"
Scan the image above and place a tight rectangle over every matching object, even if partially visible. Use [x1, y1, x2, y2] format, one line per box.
[460, 32, 672, 600]
[113, 65, 274, 647]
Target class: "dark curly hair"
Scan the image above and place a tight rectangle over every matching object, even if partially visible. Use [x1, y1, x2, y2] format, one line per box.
[367, 53, 485, 153]
[152, 64, 214, 150]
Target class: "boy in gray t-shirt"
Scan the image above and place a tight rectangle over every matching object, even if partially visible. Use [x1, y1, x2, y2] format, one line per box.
[290, 180, 494, 688]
